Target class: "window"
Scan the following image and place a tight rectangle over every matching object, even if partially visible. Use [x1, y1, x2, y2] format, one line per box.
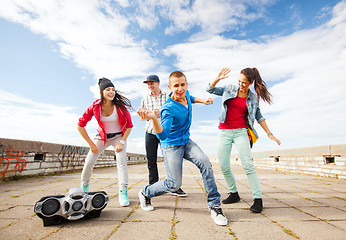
[34, 153, 45, 161]
[270, 156, 280, 162]
[324, 156, 335, 164]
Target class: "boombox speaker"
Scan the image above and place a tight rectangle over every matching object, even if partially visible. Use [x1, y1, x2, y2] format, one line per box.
[34, 188, 109, 226]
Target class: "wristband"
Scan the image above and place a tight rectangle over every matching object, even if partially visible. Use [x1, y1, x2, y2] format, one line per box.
[267, 132, 273, 137]
[120, 140, 125, 145]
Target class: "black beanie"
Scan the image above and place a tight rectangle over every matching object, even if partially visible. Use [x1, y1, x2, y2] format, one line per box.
[98, 78, 114, 92]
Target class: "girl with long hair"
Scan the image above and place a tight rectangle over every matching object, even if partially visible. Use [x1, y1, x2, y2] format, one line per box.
[77, 78, 133, 207]
[207, 67, 280, 213]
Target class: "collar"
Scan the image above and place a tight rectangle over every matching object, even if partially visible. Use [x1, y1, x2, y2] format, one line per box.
[150, 89, 162, 97]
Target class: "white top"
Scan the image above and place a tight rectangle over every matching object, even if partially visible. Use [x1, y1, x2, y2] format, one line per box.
[100, 106, 122, 133]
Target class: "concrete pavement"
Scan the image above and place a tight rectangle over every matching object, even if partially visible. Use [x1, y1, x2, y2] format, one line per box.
[0, 161, 345, 240]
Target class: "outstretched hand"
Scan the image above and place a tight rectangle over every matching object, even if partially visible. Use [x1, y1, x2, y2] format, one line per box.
[204, 97, 213, 105]
[137, 108, 156, 121]
[216, 67, 230, 81]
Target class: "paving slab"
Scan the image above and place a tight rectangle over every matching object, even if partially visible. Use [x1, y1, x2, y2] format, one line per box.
[45, 220, 119, 240]
[175, 218, 230, 239]
[229, 220, 296, 240]
[297, 206, 346, 220]
[0, 161, 345, 240]
[277, 221, 346, 240]
[109, 222, 172, 240]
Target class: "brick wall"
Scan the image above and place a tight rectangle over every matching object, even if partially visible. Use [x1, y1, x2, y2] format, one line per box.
[0, 138, 161, 180]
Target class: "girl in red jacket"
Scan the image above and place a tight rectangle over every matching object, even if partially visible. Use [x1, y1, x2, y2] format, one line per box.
[77, 78, 133, 207]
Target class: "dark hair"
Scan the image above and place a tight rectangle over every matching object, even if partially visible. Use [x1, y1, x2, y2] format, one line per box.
[240, 68, 272, 104]
[100, 84, 133, 111]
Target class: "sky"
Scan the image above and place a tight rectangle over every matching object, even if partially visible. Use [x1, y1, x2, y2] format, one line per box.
[1, 0, 345, 156]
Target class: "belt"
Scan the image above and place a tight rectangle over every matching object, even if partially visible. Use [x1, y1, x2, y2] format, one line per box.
[106, 132, 122, 139]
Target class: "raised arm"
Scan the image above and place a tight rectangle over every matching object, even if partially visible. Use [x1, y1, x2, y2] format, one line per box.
[209, 67, 230, 87]
[206, 68, 230, 95]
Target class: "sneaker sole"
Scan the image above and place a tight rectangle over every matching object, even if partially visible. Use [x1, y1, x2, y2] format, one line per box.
[221, 199, 240, 204]
[169, 192, 187, 197]
[214, 219, 228, 226]
[250, 207, 262, 213]
[120, 202, 130, 207]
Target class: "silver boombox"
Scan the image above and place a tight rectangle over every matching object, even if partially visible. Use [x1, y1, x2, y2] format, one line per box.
[34, 188, 109, 226]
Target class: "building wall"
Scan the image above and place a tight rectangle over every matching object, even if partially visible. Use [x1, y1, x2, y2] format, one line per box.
[0, 138, 161, 180]
[2, 138, 345, 180]
[253, 144, 346, 179]
[219, 144, 346, 179]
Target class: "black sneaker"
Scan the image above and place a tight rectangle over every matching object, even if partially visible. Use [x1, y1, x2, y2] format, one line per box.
[222, 192, 240, 204]
[250, 198, 263, 213]
[170, 188, 187, 197]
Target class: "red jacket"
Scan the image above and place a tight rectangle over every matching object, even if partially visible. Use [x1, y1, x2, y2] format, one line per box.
[78, 99, 133, 144]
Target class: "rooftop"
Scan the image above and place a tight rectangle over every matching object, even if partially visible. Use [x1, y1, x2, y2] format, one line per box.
[0, 161, 345, 239]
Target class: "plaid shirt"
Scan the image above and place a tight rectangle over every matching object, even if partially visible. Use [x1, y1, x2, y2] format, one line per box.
[140, 91, 168, 134]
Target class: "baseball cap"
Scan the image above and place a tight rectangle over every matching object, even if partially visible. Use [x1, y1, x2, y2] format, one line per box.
[143, 75, 160, 83]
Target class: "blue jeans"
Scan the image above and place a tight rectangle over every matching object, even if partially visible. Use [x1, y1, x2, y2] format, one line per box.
[142, 139, 221, 207]
[218, 128, 262, 198]
[145, 133, 160, 185]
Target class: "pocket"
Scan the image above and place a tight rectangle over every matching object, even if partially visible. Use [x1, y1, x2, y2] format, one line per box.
[94, 134, 102, 140]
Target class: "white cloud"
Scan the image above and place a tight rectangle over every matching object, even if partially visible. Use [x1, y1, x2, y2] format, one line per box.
[189, 120, 219, 156]
[134, 1, 160, 30]
[1, 0, 345, 157]
[0, 89, 88, 146]
[133, 0, 274, 39]
[163, 1, 346, 151]
[289, 3, 304, 30]
[0, 0, 158, 81]
[114, 0, 130, 8]
[126, 137, 146, 154]
[0, 89, 144, 154]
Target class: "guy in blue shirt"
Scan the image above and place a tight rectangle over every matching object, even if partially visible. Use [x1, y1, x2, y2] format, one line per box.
[137, 71, 228, 226]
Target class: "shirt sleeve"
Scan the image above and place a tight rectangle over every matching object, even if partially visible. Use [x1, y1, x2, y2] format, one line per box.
[190, 95, 195, 104]
[255, 105, 265, 124]
[156, 108, 173, 140]
[206, 84, 225, 96]
[77, 104, 94, 127]
[124, 108, 134, 128]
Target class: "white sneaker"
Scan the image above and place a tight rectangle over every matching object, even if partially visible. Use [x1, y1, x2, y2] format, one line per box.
[138, 190, 154, 211]
[209, 206, 228, 226]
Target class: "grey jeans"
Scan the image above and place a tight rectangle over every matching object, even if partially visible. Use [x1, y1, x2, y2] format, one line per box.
[81, 135, 128, 189]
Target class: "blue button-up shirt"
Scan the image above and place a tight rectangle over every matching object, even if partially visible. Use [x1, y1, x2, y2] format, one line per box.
[156, 90, 196, 147]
